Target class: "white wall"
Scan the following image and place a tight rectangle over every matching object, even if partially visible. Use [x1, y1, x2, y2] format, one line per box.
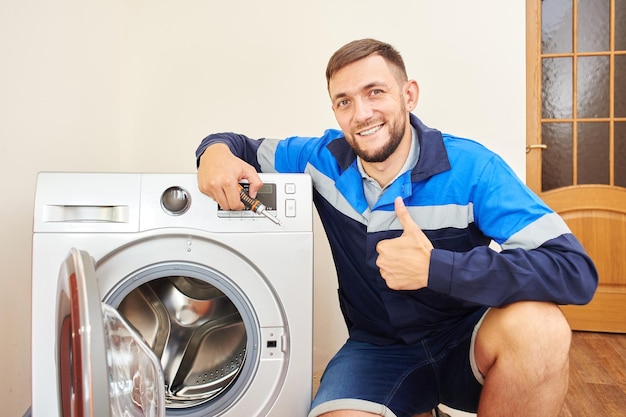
[1, 1, 121, 416]
[0, 1, 525, 415]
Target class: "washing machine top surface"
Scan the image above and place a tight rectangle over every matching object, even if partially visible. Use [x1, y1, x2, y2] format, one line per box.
[33, 172, 313, 234]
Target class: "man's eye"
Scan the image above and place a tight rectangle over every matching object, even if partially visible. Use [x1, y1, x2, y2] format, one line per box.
[337, 99, 350, 108]
[370, 89, 383, 96]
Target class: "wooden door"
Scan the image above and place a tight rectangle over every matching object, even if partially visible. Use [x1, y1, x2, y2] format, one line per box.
[526, 0, 626, 333]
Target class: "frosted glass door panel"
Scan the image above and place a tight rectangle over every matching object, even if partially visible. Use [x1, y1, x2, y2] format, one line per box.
[616, 56, 626, 118]
[617, 123, 626, 188]
[540, 0, 625, 191]
[577, 0, 610, 52]
[617, 0, 626, 50]
[542, 0, 573, 53]
[577, 122, 610, 185]
[542, 123, 573, 191]
[542, 58, 573, 119]
[577, 56, 610, 118]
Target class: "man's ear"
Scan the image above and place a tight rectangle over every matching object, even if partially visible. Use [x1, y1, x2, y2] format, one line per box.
[405, 79, 419, 112]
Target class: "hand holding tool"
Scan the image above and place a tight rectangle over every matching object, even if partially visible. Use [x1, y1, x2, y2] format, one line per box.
[238, 184, 281, 225]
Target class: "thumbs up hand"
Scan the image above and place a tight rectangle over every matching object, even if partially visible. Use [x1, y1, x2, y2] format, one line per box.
[376, 197, 434, 290]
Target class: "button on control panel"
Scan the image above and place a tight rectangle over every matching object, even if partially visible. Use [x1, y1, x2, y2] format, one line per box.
[285, 183, 297, 217]
[285, 199, 296, 217]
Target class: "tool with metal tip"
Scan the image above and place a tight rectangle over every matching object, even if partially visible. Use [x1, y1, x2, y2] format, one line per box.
[238, 184, 282, 225]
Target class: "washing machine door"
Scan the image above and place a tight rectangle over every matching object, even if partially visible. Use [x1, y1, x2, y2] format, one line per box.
[56, 248, 166, 417]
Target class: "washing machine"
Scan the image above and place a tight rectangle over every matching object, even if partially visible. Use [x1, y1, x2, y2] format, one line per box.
[31, 172, 313, 417]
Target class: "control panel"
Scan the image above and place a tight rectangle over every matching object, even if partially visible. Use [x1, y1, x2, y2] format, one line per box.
[216, 182, 298, 219]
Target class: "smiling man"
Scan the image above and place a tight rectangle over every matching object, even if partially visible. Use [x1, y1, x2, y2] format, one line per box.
[195, 39, 598, 417]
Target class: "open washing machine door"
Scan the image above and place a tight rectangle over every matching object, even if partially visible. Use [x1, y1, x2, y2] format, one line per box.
[56, 248, 166, 417]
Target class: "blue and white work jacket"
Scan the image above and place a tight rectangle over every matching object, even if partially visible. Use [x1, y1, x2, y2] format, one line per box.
[196, 114, 598, 345]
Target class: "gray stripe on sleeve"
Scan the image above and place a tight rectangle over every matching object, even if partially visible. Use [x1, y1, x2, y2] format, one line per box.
[257, 139, 279, 173]
[501, 212, 572, 250]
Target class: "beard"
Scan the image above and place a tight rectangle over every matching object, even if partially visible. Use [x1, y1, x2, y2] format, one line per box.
[349, 112, 407, 163]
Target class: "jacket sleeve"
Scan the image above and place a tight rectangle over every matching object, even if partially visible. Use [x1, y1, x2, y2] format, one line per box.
[195, 132, 264, 170]
[195, 132, 323, 173]
[428, 154, 598, 307]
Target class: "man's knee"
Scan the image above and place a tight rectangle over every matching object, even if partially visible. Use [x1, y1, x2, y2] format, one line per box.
[475, 301, 571, 377]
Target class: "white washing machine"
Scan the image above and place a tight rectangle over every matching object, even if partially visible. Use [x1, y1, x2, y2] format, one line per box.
[31, 172, 313, 417]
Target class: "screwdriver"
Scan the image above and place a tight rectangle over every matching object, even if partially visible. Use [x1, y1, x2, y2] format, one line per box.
[238, 184, 281, 226]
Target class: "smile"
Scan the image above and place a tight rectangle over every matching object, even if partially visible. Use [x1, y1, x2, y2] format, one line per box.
[357, 124, 383, 136]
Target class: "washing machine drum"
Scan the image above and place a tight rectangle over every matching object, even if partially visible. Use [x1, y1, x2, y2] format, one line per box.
[115, 275, 248, 407]
[56, 248, 166, 417]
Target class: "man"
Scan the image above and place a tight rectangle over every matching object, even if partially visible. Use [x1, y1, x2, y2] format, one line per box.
[196, 39, 598, 417]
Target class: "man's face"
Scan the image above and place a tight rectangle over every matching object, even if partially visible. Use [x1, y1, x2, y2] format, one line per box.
[328, 55, 413, 163]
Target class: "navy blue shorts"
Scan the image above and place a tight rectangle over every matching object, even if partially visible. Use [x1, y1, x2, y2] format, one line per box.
[309, 307, 488, 417]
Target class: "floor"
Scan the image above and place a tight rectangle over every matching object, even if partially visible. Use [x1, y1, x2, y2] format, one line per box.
[557, 331, 626, 416]
[313, 332, 626, 416]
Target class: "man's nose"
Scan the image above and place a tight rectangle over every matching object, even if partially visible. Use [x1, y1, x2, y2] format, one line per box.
[353, 97, 374, 122]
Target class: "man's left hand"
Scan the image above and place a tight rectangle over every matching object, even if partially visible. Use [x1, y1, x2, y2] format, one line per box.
[376, 197, 434, 290]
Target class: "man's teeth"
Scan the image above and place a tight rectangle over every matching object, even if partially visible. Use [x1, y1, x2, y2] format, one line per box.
[358, 125, 382, 136]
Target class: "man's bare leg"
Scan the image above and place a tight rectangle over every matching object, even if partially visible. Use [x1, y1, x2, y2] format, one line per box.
[474, 301, 571, 417]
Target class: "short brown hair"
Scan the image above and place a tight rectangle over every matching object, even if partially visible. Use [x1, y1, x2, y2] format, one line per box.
[325, 39, 408, 87]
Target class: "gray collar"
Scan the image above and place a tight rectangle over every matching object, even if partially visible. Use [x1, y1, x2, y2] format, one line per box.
[358, 125, 421, 207]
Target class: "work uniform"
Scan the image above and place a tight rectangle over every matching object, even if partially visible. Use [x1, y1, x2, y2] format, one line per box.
[196, 114, 597, 416]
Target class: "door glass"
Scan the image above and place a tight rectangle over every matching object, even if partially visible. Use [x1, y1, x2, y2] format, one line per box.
[58, 249, 165, 417]
[577, 56, 610, 118]
[542, 58, 573, 119]
[616, 55, 626, 118]
[103, 304, 166, 417]
[542, 122, 573, 191]
[540, 0, 625, 191]
[617, 122, 626, 188]
[577, 0, 610, 52]
[578, 122, 610, 185]
[542, 0, 573, 53]
[617, 0, 626, 50]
